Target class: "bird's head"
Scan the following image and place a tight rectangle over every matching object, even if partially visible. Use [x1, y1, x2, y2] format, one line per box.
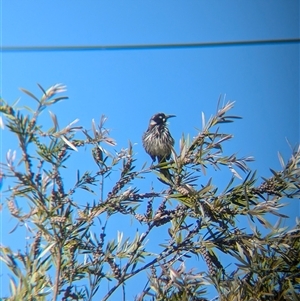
[149, 113, 176, 127]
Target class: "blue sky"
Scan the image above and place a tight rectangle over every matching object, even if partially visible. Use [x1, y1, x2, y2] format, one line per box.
[1, 1, 299, 299]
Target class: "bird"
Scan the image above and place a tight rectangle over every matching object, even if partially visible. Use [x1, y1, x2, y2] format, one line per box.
[142, 112, 175, 164]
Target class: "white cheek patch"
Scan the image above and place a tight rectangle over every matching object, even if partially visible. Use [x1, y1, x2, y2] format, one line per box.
[150, 120, 157, 126]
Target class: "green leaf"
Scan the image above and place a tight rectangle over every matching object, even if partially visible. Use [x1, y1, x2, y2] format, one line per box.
[37, 242, 56, 260]
[19, 88, 40, 103]
[61, 135, 78, 151]
[256, 216, 273, 228]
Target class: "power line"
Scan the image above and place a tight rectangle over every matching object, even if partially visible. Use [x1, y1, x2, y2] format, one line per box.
[1, 38, 299, 53]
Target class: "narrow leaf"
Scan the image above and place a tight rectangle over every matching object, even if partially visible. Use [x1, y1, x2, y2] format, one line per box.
[61, 135, 78, 152]
[277, 151, 285, 169]
[19, 88, 40, 103]
[49, 111, 58, 131]
[37, 242, 56, 260]
[201, 112, 205, 129]
[37, 83, 47, 96]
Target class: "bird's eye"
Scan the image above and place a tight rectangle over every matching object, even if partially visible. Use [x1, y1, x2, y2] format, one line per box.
[159, 115, 166, 122]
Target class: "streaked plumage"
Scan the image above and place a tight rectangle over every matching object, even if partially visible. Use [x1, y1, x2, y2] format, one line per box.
[142, 113, 175, 163]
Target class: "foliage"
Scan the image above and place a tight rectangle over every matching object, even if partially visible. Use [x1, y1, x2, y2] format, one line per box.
[0, 84, 299, 301]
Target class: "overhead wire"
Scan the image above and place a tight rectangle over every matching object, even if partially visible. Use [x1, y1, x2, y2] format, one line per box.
[1, 38, 299, 53]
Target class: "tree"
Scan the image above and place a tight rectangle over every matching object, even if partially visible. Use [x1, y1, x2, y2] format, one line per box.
[0, 84, 299, 301]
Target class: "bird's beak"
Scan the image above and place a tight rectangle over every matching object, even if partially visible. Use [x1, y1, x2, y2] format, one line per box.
[166, 114, 176, 119]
